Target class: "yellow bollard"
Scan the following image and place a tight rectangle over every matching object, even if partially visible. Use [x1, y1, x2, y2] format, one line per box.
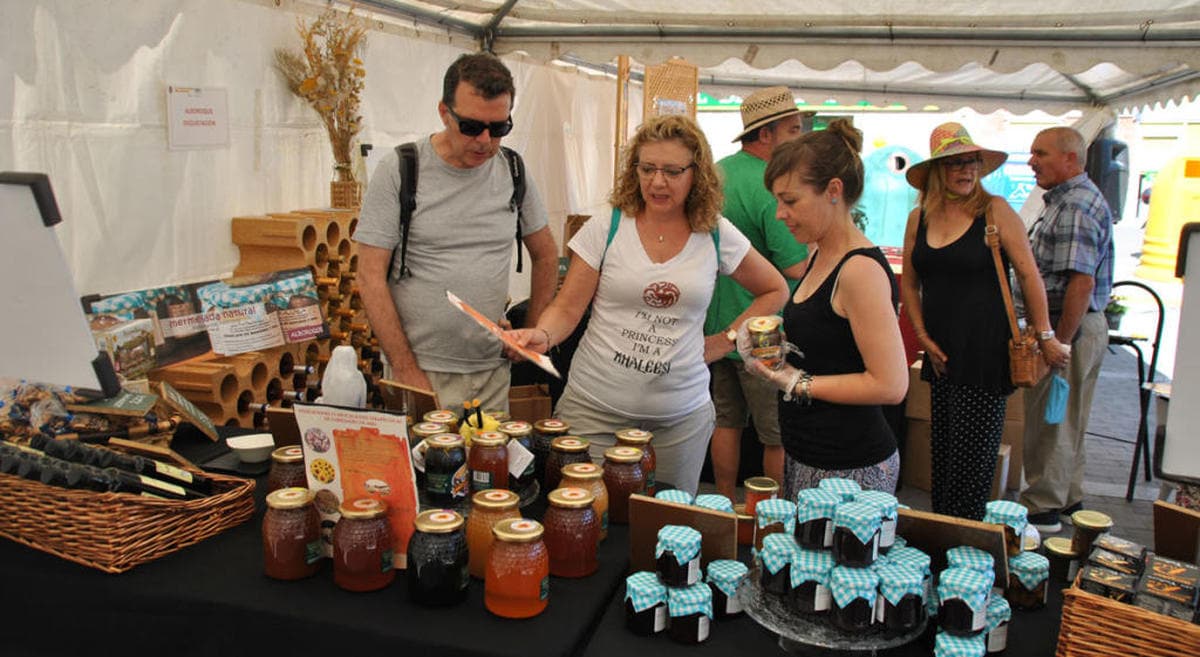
[1137, 157, 1200, 281]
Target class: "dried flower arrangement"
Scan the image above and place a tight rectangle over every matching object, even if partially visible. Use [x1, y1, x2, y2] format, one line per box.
[274, 6, 367, 184]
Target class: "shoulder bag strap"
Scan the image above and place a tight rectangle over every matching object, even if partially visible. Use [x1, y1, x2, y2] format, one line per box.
[985, 205, 1022, 339]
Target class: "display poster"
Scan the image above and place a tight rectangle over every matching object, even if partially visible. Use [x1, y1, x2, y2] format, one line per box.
[166, 85, 229, 150]
[293, 403, 418, 568]
[84, 282, 214, 369]
[196, 268, 326, 356]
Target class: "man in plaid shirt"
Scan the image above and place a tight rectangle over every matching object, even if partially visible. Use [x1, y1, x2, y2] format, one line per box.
[1014, 126, 1114, 534]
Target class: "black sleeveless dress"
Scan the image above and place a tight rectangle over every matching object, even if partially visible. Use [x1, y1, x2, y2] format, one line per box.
[778, 247, 899, 470]
[910, 213, 1015, 396]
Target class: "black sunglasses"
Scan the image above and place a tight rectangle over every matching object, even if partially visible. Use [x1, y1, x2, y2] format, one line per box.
[446, 106, 514, 138]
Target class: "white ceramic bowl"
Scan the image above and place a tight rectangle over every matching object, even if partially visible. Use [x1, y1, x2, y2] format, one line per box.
[226, 433, 276, 464]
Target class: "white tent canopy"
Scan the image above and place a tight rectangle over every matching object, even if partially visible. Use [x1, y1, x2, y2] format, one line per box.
[363, 0, 1200, 113]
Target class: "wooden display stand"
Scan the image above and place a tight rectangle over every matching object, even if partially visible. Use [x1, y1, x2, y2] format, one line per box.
[628, 494, 738, 573]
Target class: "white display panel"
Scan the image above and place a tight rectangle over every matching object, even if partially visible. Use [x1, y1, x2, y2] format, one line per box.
[1163, 225, 1200, 482]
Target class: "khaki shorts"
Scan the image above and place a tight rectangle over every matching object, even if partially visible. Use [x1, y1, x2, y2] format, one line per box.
[427, 363, 511, 412]
[709, 358, 782, 446]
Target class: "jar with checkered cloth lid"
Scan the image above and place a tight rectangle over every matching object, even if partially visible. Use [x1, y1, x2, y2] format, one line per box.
[754, 498, 796, 552]
[818, 477, 861, 502]
[937, 567, 991, 636]
[888, 546, 935, 618]
[984, 594, 1011, 653]
[655, 524, 702, 587]
[1006, 551, 1049, 611]
[947, 545, 995, 575]
[876, 562, 925, 633]
[758, 533, 798, 596]
[667, 582, 713, 644]
[934, 631, 986, 657]
[983, 500, 1028, 558]
[624, 571, 668, 636]
[705, 559, 748, 618]
[854, 490, 898, 555]
[693, 493, 734, 514]
[795, 488, 840, 550]
[830, 565, 880, 632]
[789, 547, 835, 614]
[654, 489, 693, 506]
[832, 501, 882, 568]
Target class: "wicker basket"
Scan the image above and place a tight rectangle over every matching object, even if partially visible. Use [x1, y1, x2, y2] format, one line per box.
[1056, 582, 1200, 656]
[0, 469, 255, 574]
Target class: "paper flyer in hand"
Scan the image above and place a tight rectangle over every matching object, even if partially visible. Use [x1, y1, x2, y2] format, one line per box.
[445, 290, 561, 379]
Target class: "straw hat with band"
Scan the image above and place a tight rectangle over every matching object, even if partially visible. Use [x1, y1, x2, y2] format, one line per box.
[732, 86, 802, 142]
[905, 122, 1008, 190]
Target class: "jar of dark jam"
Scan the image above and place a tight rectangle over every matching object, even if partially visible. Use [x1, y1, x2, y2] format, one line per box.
[422, 410, 459, 430]
[332, 497, 394, 591]
[832, 502, 882, 567]
[818, 477, 861, 502]
[1006, 551, 1049, 610]
[532, 418, 570, 489]
[654, 489, 694, 505]
[468, 430, 508, 493]
[855, 490, 899, 555]
[887, 546, 935, 619]
[788, 548, 834, 614]
[267, 446, 307, 493]
[937, 567, 991, 636]
[984, 595, 1011, 654]
[706, 559, 748, 618]
[486, 518, 550, 618]
[754, 498, 797, 552]
[625, 571, 668, 635]
[759, 533, 798, 596]
[614, 428, 656, 495]
[1069, 510, 1113, 559]
[498, 420, 537, 492]
[829, 565, 879, 632]
[795, 488, 840, 550]
[935, 631, 986, 657]
[560, 462, 609, 541]
[1042, 536, 1079, 585]
[656, 524, 702, 587]
[983, 500, 1028, 558]
[262, 487, 322, 580]
[602, 446, 645, 525]
[407, 510, 469, 606]
[543, 487, 600, 578]
[876, 562, 925, 633]
[668, 582, 714, 644]
[545, 435, 590, 492]
[425, 433, 468, 505]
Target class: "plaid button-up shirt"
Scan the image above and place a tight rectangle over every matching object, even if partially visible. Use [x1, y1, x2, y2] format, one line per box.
[1015, 173, 1114, 320]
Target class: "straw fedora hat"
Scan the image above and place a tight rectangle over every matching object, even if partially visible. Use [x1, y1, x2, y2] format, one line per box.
[905, 122, 1008, 189]
[731, 86, 802, 142]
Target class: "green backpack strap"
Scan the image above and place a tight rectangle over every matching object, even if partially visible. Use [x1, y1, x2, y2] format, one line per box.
[600, 208, 721, 269]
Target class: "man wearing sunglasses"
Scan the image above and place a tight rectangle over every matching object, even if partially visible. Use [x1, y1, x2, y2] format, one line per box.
[355, 53, 557, 412]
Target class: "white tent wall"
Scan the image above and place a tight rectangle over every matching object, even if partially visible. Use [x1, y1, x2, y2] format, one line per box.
[1, 0, 619, 302]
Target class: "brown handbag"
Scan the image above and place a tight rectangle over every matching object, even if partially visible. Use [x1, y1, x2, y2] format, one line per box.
[985, 207, 1050, 387]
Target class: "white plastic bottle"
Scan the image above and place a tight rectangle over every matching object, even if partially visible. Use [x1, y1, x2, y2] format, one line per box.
[320, 345, 367, 408]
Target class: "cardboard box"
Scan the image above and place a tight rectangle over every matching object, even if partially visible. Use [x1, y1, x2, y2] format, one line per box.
[508, 384, 552, 424]
[903, 418, 1021, 494]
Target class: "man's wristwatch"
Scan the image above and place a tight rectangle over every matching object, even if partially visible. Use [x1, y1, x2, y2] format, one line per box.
[1037, 329, 1055, 342]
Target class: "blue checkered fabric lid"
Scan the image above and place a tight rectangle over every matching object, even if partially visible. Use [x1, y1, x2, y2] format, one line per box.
[755, 498, 797, 531]
[795, 488, 841, 523]
[947, 546, 995, 574]
[706, 559, 748, 598]
[854, 490, 899, 518]
[876, 563, 924, 605]
[830, 565, 879, 608]
[887, 546, 931, 575]
[196, 282, 223, 312]
[759, 533, 798, 575]
[937, 567, 991, 609]
[656, 524, 702, 565]
[694, 493, 734, 513]
[91, 291, 147, 314]
[833, 501, 882, 544]
[892, 535, 908, 549]
[983, 500, 1028, 537]
[217, 283, 275, 307]
[274, 274, 313, 295]
[668, 581, 713, 619]
[790, 548, 835, 588]
[655, 489, 694, 505]
[934, 631, 986, 657]
[985, 594, 1012, 632]
[818, 477, 861, 502]
[625, 571, 667, 612]
[1008, 551, 1049, 590]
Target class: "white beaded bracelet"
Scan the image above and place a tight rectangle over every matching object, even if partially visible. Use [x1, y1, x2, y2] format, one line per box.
[782, 368, 805, 402]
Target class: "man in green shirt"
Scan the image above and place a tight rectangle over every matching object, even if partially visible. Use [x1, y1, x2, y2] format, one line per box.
[705, 86, 810, 500]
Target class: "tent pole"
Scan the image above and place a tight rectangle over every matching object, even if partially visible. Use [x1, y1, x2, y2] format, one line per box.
[615, 55, 630, 190]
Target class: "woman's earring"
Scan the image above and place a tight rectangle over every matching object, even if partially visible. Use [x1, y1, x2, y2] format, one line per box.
[831, 197, 839, 205]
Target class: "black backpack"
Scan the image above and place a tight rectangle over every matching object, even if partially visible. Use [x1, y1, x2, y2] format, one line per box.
[387, 142, 526, 282]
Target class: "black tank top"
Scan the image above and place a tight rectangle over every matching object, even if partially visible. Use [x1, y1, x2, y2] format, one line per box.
[778, 247, 899, 470]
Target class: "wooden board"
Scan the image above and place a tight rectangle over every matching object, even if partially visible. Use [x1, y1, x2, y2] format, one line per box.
[65, 389, 159, 418]
[1153, 500, 1200, 563]
[377, 379, 439, 423]
[628, 494, 737, 573]
[265, 406, 302, 447]
[155, 381, 219, 441]
[896, 507, 1009, 587]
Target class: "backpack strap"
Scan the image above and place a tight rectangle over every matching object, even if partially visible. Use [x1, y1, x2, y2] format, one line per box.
[600, 208, 721, 270]
[388, 142, 418, 283]
[501, 146, 526, 273]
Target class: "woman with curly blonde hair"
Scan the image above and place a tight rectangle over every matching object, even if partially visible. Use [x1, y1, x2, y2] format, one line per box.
[506, 115, 788, 494]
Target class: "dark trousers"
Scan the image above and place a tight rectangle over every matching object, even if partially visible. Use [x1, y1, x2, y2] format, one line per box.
[930, 378, 1008, 520]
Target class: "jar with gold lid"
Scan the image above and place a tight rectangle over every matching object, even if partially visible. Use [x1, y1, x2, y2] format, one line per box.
[486, 518, 550, 618]
[266, 446, 307, 493]
[602, 446, 645, 525]
[543, 487, 599, 578]
[545, 435, 590, 492]
[1069, 510, 1113, 558]
[407, 510, 469, 606]
[561, 462, 609, 541]
[425, 433, 468, 505]
[332, 497, 394, 591]
[466, 489, 521, 578]
[468, 430, 508, 493]
[615, 428, 656, 495]
[262, 487, 322, 580]
[532, 418, 570, 489]
[498, 420, 536, 492]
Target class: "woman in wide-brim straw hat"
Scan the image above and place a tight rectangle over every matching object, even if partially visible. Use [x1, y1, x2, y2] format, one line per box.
[900, 122, 1069, 521]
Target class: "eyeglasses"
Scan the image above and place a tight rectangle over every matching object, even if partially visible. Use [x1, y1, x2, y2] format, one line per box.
[942, 155, 982, 170]
[634, 162, 695, 180]
[446, 106, 514, 138]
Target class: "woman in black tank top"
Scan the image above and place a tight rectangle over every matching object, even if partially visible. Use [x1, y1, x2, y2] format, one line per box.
[740, 120, 909, 499]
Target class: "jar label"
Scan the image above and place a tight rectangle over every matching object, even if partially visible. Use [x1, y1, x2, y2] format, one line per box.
[815, 584, 831, 612]
[823, 522, 834, 548]
[472, 469, 494, 489]
[305, 540, 323, 565]
[508, 439, 535, 478]
[540, 575, 550, 600]
[696, 615, 710, 642]
[686, 559, 701, 586]
[450, 463, 469, 499]
[381, 549, 394, 573]
[653, 605, 667, 633]
[874, 594, 885, 624]
[879, 518, 896, 547]
[725, 592, 743, 614]
[987, 623, 1009, 652]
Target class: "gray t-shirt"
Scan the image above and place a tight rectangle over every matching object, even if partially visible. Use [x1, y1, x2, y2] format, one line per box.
[353, 136, 549, 372]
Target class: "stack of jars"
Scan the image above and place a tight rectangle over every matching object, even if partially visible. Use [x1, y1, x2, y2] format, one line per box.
[624, 524, 748, 645]
[931, 545, 1012, 657]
